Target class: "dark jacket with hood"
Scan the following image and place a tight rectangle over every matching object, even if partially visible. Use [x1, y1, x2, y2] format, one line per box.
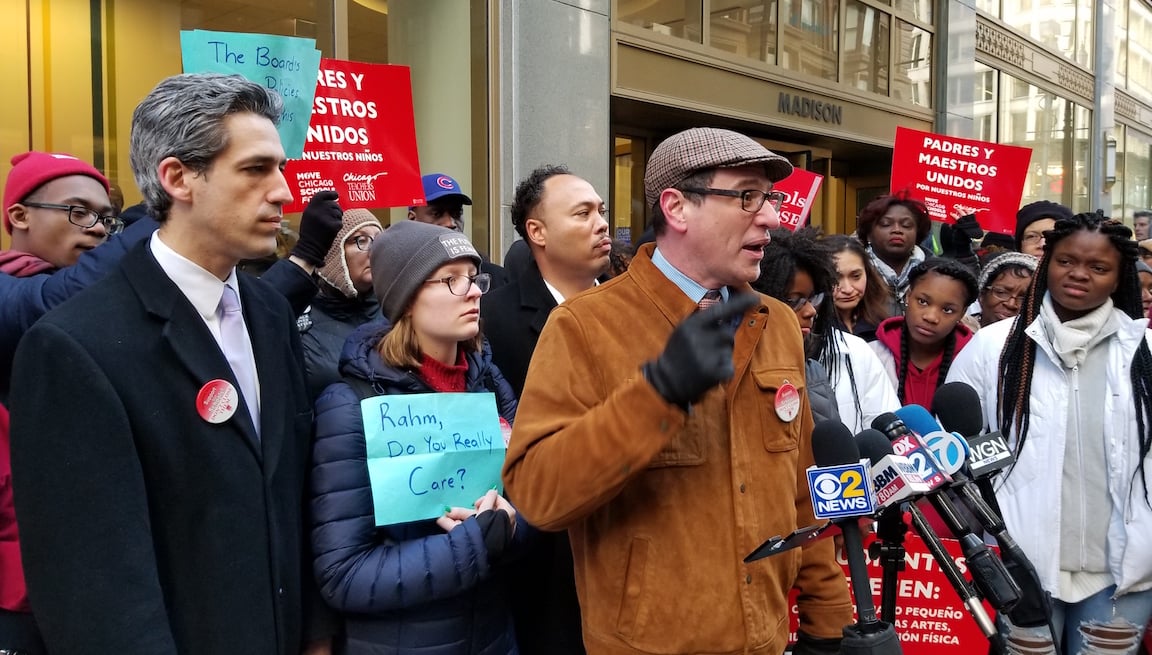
[299, 284, 381, 400]
[310, 321, 525, 655]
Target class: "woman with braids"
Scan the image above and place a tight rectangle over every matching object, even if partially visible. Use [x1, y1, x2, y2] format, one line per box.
[947, 212, 1152, 654]
[868, 257, 977, 407]
[753, 228, 898, 432]
[855, 192, 933, 312]
[824, 235, 894, 342]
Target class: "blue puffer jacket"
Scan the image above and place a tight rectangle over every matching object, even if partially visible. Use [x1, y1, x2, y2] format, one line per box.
[311, 321, 524, 655]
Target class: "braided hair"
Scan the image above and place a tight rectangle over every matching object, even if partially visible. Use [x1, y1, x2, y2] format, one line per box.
[997, 211, 1152, 502]
[753, 228, 866, 422]
[896, 257, 978, 404]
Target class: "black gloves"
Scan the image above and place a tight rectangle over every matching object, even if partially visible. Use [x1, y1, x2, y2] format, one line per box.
[474, 509, 513, 564]
[643, 293, 758, 409]
[291, 190, 344, 267]
[953, 213, 984, 241]
[791, 631, 843, 655]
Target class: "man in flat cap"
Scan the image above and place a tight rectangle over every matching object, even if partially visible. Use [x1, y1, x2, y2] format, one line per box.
[503, 127, 852, 655]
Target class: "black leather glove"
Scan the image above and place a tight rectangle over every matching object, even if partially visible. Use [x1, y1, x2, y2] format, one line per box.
[474, 509, 513, 564]
[642, 293, 758, 409]
[791, 631, 842, 655]
[953, 213, 984, 240]
[291, 190, 343, 266]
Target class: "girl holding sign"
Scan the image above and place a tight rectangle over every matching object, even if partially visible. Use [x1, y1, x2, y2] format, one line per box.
[310, 221, 524, 655]
[947, 212, 1152, 654]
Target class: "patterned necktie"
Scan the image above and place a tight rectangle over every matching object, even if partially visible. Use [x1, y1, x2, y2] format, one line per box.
[698, 289, 722, 311]
[218, 284, 260, 437]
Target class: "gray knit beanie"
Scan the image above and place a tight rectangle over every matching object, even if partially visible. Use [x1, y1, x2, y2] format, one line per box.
[318, 208, 383, 299]
[370, 220, 482, 322]
[978, 251, 1038, 291]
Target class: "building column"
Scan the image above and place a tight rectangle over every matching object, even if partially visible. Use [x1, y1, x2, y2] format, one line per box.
[493, 0, 611, 259]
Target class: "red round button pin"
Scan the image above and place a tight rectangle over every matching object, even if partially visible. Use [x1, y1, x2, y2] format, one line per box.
[774, 381, 800, 422]
[499, 417, 513, 447]
[197, 379, 239, 424]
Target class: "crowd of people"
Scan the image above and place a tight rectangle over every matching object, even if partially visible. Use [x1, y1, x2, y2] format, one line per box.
[0, 71, 1150, 655]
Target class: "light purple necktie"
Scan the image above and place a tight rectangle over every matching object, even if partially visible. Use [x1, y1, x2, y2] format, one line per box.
[218, 284, 260, 437]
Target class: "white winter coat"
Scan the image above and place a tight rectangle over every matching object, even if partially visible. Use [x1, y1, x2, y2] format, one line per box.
[830, 330, 900, 433]
[946, 311, 1152, 597]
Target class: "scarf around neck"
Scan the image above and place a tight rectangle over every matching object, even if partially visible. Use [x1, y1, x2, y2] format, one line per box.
[869, 245, 925, 302]
[1038, 293, 1120, 369]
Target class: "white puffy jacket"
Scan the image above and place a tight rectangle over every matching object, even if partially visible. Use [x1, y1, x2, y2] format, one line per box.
[831, 330, 899, 433]
[946, 310, 1152, 597]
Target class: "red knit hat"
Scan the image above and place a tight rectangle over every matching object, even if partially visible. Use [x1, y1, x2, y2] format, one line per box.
[4, 152, 110, 233]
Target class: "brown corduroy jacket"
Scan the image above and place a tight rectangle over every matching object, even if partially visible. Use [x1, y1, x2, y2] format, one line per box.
[503, 244, 853, 655]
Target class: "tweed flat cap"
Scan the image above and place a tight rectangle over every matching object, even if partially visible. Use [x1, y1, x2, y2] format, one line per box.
[643, 128, 793, 208]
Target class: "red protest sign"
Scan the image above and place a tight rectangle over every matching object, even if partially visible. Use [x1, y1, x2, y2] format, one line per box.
[774, 168, 824, 231]
[787, 532, 995, 654]
[284, 59, 423, 212]
[890, 127, 1031, 235]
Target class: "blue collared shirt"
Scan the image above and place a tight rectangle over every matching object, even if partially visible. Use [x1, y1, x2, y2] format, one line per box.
[651, 247, 730, 303]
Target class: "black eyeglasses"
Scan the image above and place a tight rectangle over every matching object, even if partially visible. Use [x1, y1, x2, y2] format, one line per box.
[351, 234, 375, 251]
[424, 272, 492, 296]
[23, 202, 124, 236]
[784, 292, 825, 310]
[678, 187, 787, 213]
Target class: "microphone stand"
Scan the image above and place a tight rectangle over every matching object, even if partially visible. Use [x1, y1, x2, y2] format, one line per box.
[838, 518, 904, 655]
[905, 504, 1007, 655]
[869, 507, 907, 624]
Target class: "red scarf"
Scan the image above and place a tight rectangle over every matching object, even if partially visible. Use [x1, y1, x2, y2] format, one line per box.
[417, 351, 468, 393]
[0, 250, 56, 277]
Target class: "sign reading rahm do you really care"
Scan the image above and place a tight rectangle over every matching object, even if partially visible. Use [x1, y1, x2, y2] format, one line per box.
[360, 393, 507, 526]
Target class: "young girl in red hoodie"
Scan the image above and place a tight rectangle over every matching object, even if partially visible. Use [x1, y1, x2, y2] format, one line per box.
[869, 257, 978, 407]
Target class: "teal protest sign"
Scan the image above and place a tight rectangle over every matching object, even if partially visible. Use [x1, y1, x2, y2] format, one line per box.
[361, 392, 507, 526]
[180, 29, 321, 158]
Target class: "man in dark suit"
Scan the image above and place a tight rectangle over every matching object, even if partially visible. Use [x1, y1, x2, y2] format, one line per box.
[479, 164, 610, 655]
[8, 73, 327, 655]
[481, 164, 610, 395]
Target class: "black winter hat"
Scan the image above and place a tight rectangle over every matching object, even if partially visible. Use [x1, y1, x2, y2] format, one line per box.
[1015, 200, 1073, 250]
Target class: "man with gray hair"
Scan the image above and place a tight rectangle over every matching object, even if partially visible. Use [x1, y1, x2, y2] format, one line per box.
[9, 74, 326, 655]
[504, 127, 853, 655]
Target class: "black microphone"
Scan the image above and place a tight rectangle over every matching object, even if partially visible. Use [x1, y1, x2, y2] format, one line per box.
[809, 421, 903, 655]
[894, 404, 1021, 615]
[931, 382, 1014, 481]
[931, 382, 1053, 630]
[855, 432, 1000, 642]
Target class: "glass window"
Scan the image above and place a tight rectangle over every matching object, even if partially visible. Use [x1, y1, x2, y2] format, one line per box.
[1001, 0, 1091, 67]
[780, 0, 838, 80]
[709, 0, 778, 62]
[844, 1, 890, 94]
[1115, 0, 1128, 88]
[1070, 102, 1091, 212]
[893, 0, 932, 23]
[998, 73, 1089, 210]
[975, 0, 999, 18]
[974, 62, 997, 141]
[1129, 1, 1152, 101]
[892, 20, 931, 106]
[617, 0, 703, 42]
[1124, 127, 1152, 219]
